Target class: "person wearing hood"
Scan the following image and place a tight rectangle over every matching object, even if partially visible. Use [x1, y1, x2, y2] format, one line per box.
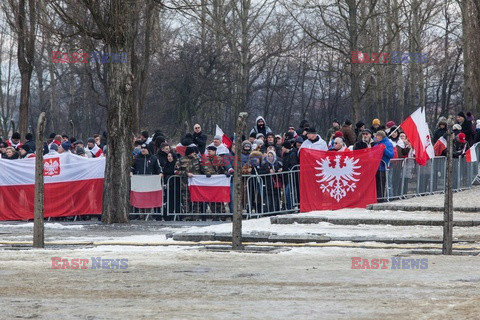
[260, 150, 282, 212]
[433, 117, 448, 145]
[241, 140, 252, 166]
[250, 116, 272, 137]
[299, 127, 328, 154]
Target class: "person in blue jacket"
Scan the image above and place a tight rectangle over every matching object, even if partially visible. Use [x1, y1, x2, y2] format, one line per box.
[374, 130, 394, 199]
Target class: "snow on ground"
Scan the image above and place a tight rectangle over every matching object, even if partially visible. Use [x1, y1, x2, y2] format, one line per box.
[0, 222, 84, 229]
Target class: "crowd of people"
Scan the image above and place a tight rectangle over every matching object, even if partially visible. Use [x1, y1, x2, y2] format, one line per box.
[2, 111, 478, 220]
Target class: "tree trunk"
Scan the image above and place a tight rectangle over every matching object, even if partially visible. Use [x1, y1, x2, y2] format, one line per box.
[232, 112, 248, 250]
[101, 1, 136, 224]
[33, 112, 46, 248]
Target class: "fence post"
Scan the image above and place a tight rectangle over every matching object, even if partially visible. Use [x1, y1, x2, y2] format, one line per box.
[232, 112, 248, 250]
[33, 112, 46, 248]
[443, 132, 454, 255]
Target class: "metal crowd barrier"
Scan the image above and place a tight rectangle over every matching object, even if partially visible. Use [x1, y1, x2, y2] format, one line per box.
[379, 153, 479, 202]
[129, 151, 480, 219]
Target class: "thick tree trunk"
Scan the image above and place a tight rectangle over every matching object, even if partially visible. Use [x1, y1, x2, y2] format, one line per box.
[101, 1, 135, 224]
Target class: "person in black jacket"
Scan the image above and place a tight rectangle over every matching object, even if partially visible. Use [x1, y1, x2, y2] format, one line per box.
[432, 117, 447, 145]
[259, 150, 282, 212]
[193, 124, 207, 154]
[457, 112, 474, 146]
[156, 142, 171, 169]
[131, 144, 162, 175]
[282, 141, 299, 210]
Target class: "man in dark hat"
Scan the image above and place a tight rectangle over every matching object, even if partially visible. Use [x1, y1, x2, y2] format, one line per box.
[86, 137, 104, 157]
[457, 111, 474, 145]
[6, 132, 22, 150]
[355, 121, 365, 141]
[353, 129, 374, 150]
[282, 141, 299, 210]
[131, 143, 162, 175]
[299, 127, 328, 152]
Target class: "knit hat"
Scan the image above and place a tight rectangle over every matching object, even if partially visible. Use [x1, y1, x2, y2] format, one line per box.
[256, 133, 264, 139]
[87, 137, 95, 143]
[61, 141, 71, 151]
[362, 129, 372, 134]
[266, 132, 274, 138]
[249, 132, 257, 138]
[242, 141, 252, 149]
[344, 119, 352, 126]
[12, 132, 21, 140]
[372, 119, 381, 126]
[74, 139, 84, 146]
[458, 132, 466, 143]
[305, 127, 317, 133]
[295, 136, 304, 143]
[214, 134, 222, 140]
[356, 121, 365, 129]
[457, 111, 466, 119]
[49, 143, 58, 151]
[282, 141, 292, 149]
[386, 121, 396, 128]
[185, 146, 196, 155]
[334, 131, 344, 138]
[76, 146, 85, 155]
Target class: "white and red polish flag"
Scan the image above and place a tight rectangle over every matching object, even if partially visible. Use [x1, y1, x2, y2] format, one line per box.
[215, 125, 232, 149]
[130, 175, 163, 208]
[433, 136, 447, 156]
[399, 107, 435, 166]
[0, 153, 105, 221]
[465, 142, 479, 163]
[188, 175, 230, 203]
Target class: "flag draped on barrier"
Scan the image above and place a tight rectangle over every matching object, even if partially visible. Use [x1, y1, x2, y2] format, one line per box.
[300, 146, 384, 211]
[399, 107, 435, 165]
[0, 153, 105, 221]
[188, 175, 230, 202]
[130, 175, 163, 208]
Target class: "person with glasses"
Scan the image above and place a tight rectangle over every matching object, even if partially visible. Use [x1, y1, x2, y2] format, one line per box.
[353, 129, 374, 150]
[192, 124, 207, 154]
[330, 137, 348, 152]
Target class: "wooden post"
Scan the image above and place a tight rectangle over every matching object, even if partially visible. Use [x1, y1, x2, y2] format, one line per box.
[232, 112, 248, 250]
[443, 131, 454, 255]
[33, 112, 46, 248]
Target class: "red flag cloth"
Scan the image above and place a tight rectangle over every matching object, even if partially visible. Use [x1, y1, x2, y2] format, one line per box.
[130, 175, 163, 208]
[399, 107, 434, 166]
[300, 146, 385, 212]
[433, 136, 447, 156]
[188, 175, 230, 202]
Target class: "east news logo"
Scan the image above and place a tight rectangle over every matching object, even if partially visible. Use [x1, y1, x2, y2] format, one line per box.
[51, 257, 128, 269]
[351, 257, 428, 269]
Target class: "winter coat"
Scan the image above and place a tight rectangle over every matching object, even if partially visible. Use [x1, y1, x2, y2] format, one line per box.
[249, 116, 272, 137]
[193, 131, 207, 154]
[131, 154, 162, 175]
[374, 137, 394, 171]
[339, 125, 356, 147]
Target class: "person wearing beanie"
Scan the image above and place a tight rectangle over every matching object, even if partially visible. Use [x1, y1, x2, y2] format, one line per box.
[386, 121, 396, 129]
[355, 121, 365, 141]
[433, 117, 448, 145]
[248, 132, 257, 143]
[131, 143, 162, 179]
[59, 141, 72, 154]
[86, 137, 104, 157]
[24, 133, 35, 153]
[457, 111, 474, 145]
[374, 130, 394, 199]
[240, 140, 252, 166]
[205, 134, 229, 155]
[453, 132, 469, 158]
[6, 132, 22, 150]
[294, 136, 304, 151]
[340, 119, 356, 147]
[48, 143, 59, 155]
[371, 118, 385, 133]
[299, 127, 328, 153]
[18, 145, 34, 159]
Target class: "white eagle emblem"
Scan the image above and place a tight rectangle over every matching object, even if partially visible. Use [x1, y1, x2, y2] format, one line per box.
[44, 158, 61, 176]
[314, 155, 361, 202]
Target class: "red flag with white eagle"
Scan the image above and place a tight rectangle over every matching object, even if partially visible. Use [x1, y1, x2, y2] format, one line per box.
[188, 175, 230, 202]
[215, 125, 232, 149]
[399, 107, 435, 165]
[130, 175, 163, 208]
[465, 142, 479, 163]
[300, 146, 385, 211]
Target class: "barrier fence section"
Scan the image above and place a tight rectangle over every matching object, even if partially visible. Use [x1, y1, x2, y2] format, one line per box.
[130, 152, 480, 219]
